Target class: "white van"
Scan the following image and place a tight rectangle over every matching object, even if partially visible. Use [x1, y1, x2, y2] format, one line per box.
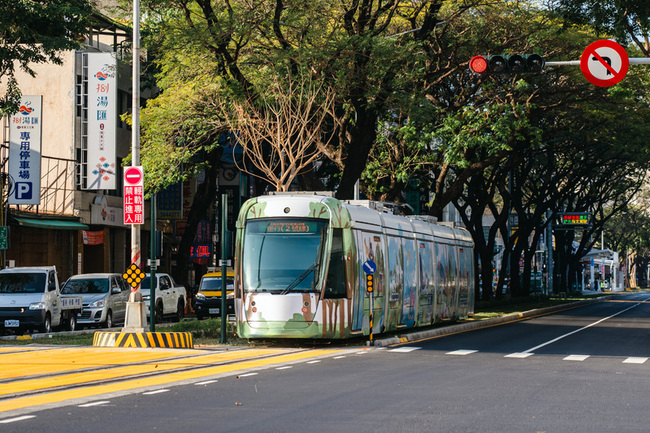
[0, 266, 82, 333]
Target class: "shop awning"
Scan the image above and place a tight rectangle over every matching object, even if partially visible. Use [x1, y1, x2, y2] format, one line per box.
[14, 217, 89, 230]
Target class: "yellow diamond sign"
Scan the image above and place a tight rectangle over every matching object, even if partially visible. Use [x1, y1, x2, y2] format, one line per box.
[123, 263, 146, 289]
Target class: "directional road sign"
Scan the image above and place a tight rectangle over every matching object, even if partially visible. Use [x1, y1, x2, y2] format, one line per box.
[363, 260, 377, 275]
[580, 39, 629, 87]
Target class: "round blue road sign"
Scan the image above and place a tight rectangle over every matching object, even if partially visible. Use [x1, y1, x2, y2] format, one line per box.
[363, 260, 377, 275]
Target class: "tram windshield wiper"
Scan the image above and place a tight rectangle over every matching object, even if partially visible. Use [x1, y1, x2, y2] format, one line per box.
[280, 262, 319, 295]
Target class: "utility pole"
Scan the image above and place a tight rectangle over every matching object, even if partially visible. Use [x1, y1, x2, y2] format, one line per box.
[546, 210, 554, 295]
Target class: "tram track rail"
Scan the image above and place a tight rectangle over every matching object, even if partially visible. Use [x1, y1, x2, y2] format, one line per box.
[0, 347, 311, 401]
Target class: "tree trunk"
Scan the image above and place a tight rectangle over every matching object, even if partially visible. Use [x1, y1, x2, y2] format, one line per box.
[173, 148, 221, 288]
[335, 109, 377, 199]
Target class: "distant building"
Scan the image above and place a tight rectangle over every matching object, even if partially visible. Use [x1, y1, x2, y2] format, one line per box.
[0, 12, 149, 282]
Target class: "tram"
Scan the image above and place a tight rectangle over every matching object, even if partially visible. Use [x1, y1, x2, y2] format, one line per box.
[234, 192, 475, 339]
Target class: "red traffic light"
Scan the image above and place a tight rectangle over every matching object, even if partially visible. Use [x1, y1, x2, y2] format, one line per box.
[469, 55, 488, 74]
[469, 54, 545, 74]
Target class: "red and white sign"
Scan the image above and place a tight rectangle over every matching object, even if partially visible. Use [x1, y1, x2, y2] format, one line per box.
[82, 230, 105, 245]
[123, 166, 144, 225]
[580, 39, 629, 87]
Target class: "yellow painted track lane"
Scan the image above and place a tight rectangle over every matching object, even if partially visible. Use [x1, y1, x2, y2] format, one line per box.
[0, 347, 204, 380]
[0, 349, 341, 413]
[0, 348, 292, 397]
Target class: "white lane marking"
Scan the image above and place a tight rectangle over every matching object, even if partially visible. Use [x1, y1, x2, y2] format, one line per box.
[195, 380, 218, 385]
[143, 389, 170, 395]
[389, 347, 422, 353]
[307, 360, 321, 364]
[446, 349, 478, 356]
[505, 352, 534, 358]
[623, 357, 648, 364]
[276, 366, 293, 370]
[564, 354, 590, 361]
[521, 303, 641, 354]
[0, 415, 36, 423]
[79, 400, 111, 407]
[334, 356, 347, 359]
[238, 372, 258, 377]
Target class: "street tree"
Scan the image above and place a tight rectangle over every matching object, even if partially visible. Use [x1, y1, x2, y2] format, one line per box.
[0, 0, 93, 116]
[220, 73, 336, 192]
[131, 0, 479, 286]
[554, 0, 650, 55]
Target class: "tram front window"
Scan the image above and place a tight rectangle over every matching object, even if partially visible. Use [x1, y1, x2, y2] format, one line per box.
[243, 219, 327, 293]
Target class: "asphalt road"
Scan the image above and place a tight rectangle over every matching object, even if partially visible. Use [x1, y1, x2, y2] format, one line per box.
[2, 292, 650, 432]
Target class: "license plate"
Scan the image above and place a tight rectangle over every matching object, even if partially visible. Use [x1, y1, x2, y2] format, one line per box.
[209, 308, 220, 315]
[4, 320, 19, 328]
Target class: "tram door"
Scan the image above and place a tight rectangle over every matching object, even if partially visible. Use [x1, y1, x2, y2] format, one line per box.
[352, 230, 385, 333]
[401, 238, 417, 327]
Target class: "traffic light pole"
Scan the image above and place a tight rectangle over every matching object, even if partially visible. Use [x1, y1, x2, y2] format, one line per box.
[546, 58, 650, 66]
[220, 193, 228, 344]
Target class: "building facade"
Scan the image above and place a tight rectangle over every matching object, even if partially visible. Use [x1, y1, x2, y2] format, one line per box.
[0, 14, 141, 282]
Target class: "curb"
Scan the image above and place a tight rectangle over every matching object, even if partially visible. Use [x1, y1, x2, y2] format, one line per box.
[93, 331, 193, 348]
[372, 295, 612, 347]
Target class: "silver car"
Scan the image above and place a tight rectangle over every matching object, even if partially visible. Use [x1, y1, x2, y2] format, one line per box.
[61, 273, 129, 328]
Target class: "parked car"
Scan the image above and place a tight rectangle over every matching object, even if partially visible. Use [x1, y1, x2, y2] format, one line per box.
[61, 273, 129, 328]
[195, 269, 234, 320]
[140, 273, 187, 323]
[0, 266, 82, 333]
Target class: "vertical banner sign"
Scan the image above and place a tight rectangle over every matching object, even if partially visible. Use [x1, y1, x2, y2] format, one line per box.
[123, 166, 144, 224]
[86, 52, 117, 190]
[9, 95, 42, 205]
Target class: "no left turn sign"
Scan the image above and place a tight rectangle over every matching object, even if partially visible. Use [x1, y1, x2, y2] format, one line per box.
[580, 39, 629, 87]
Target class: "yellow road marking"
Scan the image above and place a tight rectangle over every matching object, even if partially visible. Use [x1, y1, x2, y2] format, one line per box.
[0, 347, 202, 380]
[0, 349, 340, 413]
[0, 348, 288, 396]
[605, 299, 650, 303]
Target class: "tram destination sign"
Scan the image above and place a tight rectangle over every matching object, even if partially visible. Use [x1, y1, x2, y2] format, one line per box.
[555, 212, 592, 229]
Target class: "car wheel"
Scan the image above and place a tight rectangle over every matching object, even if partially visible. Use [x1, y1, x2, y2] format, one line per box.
[41, 313, 52, 333]
[105, 311, 113, 328]
[68, 314, 77, 332]
[174, 300, 184, 322]
[155, 302, 164, 323]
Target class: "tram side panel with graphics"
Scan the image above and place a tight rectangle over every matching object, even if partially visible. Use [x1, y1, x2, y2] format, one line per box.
[234, 193, 474, 339]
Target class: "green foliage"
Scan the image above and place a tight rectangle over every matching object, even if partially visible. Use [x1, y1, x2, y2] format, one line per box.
[139, 78, 228, 194]
[165, 319, 241, 344]
[0, 0, 93, 115]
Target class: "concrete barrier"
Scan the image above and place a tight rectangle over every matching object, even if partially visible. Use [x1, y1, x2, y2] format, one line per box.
[93, 331, 193, 348]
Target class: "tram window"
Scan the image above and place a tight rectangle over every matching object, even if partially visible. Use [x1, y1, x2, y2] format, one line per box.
[324, 229, 346, 298]
[242, 219, 328, 292]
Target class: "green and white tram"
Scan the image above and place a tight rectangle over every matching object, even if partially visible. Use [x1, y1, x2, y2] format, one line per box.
[234, 192, 475, 339]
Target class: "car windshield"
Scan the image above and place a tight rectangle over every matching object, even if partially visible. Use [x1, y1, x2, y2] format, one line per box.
[140, 278, 152, 290]
[200, 277, 234, 292]
[62, 278, 108, 294]
[0, 273, 46, 294]
[242, 218, 327, 293]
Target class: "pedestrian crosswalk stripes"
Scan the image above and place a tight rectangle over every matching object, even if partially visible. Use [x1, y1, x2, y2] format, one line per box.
[387, 347, 650, 364]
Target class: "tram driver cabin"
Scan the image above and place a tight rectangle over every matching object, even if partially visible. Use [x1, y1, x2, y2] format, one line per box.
[234, 192, 475, 340]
